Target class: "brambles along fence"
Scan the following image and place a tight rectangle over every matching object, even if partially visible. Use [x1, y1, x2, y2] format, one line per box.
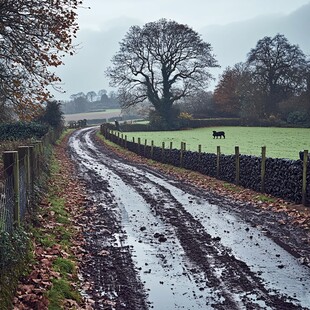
[0, 130, 58, 234]
[101, 126, 310, 206]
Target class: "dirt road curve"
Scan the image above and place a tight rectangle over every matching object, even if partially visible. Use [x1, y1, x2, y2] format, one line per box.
[68, 127, 310, 310]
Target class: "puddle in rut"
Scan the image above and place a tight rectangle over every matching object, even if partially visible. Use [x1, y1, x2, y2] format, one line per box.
[70, 129, 310, 309]
[138, 174, 310, 308]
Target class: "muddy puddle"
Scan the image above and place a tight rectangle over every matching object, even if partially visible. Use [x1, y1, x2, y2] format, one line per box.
[69, 128, 310, 309]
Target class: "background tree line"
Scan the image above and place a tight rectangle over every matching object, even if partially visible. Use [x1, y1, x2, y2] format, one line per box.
[213, 34, 310, 127]
[107, 20, 310, 129]
[61, 89, 120, 114]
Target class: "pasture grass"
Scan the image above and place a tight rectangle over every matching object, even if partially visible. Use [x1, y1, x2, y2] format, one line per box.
[122, 126, 310, 160]
[64, 109, 121, 123]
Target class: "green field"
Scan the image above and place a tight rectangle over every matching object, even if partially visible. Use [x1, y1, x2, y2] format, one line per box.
[121, 126, 310, 160]
[64, 109, 121, 123]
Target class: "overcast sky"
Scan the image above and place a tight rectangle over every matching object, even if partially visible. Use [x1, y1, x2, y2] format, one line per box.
[52, 0, 310, 100]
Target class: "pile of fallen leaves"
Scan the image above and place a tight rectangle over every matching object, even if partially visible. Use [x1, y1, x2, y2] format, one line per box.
[13, 133, 93, 309]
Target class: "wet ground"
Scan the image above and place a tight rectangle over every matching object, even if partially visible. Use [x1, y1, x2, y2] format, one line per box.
[68, 127, 310, 310]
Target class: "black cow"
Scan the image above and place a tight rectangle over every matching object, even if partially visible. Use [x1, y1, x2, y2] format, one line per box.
[213, 131, 225, 139]
[115, 120, 121, 131]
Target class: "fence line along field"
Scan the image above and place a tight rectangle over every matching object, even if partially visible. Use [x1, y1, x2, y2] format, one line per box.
[122, 126, 310, 160]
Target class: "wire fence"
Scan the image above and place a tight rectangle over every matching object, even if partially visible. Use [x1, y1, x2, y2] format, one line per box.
[101, 126, 310, 206]
[0, 174, 14, 233]
[0, 128, 60, 235]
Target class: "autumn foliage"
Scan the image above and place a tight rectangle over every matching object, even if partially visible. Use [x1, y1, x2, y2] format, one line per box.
[213, 66, 241, 117]
[0, 0, 82, 120]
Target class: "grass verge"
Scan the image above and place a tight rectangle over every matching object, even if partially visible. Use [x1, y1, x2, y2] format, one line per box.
[11, 129, 88, 309]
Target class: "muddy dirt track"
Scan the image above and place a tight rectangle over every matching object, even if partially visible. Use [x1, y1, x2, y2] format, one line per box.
[68, 127, 310, 310]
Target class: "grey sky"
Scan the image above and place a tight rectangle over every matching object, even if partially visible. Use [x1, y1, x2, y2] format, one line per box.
[52, 0, 310, 100]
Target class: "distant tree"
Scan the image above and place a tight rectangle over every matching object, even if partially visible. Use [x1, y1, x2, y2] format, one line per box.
[100, 93, 109, 104]
[73, 96, 88, 113]
[70, 92, 86, 101]
[214, 64, 244, 117]
[37, 100, 64, 129]
[98, 89, 107, 98]
[247, 34, 308, 115]
[177, 90, 215, 118]
[0, 0, 82, 120]
[106, 19, 218, 129]
[86, 91, 97, 102]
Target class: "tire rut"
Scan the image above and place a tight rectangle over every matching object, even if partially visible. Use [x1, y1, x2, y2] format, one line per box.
[68, 128, 310, 310]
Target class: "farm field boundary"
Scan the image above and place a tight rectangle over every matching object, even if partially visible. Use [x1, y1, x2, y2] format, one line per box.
[101, 126, 310, 206]
[120, 126, 310, 160]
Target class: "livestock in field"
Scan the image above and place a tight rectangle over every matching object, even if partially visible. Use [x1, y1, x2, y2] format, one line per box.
[213, 131, 225, 139]
[115, 120, 121, 131]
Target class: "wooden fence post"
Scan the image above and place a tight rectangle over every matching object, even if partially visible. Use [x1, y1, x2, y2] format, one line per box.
[302, 150, 308, 206]
[18, 146, 30, 218]
[33, 142, 41, 177]
[27, 146, 35, 197]
[18, 147, 31, 189]
[198, 144, 201, 162]
[180, 142, 184, 167]
[261, 146, 266, 193]
[151, 140, 154, 159]
[235, 146, 240, 185]
[125, 135, 127, 149]
[144, 139, 147, 156]
[138, 137, 141, 154]
[3, 151, 20, 227]
[216, 146, 221, 178]
[161, 142, 165, 162]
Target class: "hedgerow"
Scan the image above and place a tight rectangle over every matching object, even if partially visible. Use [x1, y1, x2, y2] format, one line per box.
[0, 122, 48, 141]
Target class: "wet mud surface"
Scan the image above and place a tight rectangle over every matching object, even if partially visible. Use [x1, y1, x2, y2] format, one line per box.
[68, 127, 310, 310]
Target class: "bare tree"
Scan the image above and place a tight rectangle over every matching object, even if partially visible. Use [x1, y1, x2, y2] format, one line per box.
[0, 0, 82, 120]
[247, 34, 308, 115]
[86, 91, 97, 102]
[106, 19, 218, 128]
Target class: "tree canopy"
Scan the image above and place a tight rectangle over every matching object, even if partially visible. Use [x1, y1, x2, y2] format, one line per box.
[106, 19, 218, 128]
[247, 34, 308, 115]
[36, 100, 64, 129]
[0, 0, 82, 120]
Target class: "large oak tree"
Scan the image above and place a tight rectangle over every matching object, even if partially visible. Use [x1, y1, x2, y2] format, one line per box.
[106, 19, 218, 128]
[247, 34, 308, 115]
[0, 0, 82, 120]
